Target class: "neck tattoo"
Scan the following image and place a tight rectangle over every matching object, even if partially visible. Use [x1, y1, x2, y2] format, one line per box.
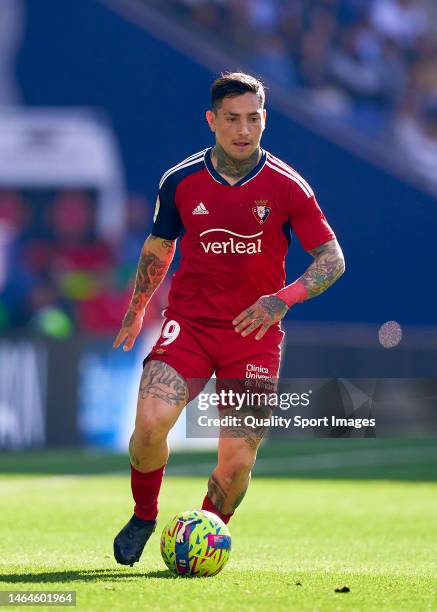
[212, 145, 261, 180]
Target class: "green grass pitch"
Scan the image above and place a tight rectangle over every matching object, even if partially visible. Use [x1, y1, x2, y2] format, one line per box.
[1, 439, 437, 611]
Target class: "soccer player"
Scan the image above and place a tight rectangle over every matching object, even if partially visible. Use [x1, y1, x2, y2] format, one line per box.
[113, 72, 345, 566]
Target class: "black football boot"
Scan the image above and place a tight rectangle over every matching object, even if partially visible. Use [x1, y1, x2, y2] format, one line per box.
[113, 514, 156, 566]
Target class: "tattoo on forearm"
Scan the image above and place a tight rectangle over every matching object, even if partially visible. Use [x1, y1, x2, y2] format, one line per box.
[300, 239, 345, 299]
[130, 252, 165, 311]
[213, 144, 261, 180]
[139, 361, 188, 407]
[127, 236, 175, 317]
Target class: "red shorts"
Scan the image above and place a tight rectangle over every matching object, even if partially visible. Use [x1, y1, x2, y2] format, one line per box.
[144, 309, 284, 399]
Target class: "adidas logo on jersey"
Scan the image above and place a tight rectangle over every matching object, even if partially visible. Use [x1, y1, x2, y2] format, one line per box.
[192, 202, 209, 215]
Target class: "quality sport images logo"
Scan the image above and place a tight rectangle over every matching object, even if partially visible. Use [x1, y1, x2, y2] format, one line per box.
[199, 228, 263, 254]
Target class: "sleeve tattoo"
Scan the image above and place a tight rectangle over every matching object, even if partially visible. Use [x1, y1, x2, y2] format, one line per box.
[127, 236, 175, 319]
[299, 239, 345, 299]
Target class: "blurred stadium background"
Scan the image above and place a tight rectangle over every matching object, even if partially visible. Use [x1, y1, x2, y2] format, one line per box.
[0, 0, 436, 453]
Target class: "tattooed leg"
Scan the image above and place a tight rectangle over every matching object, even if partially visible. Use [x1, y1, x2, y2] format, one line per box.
[207, 474, 228, 513]
[139, 359, 188, 406]
[207, 470, 252, 516]
[132, 360, 188, 472]
[207, 424, 266, 515]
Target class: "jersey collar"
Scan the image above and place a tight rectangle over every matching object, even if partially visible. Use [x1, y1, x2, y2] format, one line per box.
[204, 147, 266, 187]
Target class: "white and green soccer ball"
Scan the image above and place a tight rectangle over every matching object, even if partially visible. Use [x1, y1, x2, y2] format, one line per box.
[160, 509, 231, 577]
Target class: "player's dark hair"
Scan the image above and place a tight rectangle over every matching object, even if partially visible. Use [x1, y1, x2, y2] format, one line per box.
[211, 72, 265, 111]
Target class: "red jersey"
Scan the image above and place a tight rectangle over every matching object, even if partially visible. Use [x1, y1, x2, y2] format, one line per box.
[152, 147, 335, 325]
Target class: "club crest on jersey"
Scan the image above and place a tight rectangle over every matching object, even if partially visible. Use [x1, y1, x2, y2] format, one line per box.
[252, 200, 271, 224]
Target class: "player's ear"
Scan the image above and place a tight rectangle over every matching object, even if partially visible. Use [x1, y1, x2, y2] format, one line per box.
[206, 110, 216, 133]
[262, 108, 267, 131]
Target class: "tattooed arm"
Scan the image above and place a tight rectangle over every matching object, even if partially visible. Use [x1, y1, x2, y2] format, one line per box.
[233, 239, 345, 340]
[113, 234, 176, 351]
[299, 238, 345, 298]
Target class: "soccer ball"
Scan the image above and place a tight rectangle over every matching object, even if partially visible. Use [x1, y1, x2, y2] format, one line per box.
[160, 509, 231, 577]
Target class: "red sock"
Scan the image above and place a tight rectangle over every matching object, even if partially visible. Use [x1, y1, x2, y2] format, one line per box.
[131, 464, 165, 521]
[201, 494, 233, 524]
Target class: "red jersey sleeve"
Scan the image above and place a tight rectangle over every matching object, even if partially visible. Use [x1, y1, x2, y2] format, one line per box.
[289, 189, 335, 252]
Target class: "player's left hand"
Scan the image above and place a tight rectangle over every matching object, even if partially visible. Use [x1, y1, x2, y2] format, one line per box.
[233, 295, 288, 340]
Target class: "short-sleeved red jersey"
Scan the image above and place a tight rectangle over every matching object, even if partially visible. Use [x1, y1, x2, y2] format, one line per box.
[152, 147, 335, 325]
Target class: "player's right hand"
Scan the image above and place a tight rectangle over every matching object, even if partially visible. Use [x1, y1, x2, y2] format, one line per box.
[113, 310, 144, 352]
